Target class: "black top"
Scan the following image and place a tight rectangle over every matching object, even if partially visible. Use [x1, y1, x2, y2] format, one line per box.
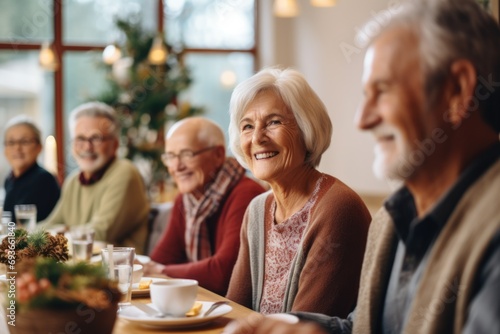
[4, 163, 61, 222]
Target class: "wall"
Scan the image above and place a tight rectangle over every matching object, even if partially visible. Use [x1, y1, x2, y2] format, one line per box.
[258, 0, 398, 199]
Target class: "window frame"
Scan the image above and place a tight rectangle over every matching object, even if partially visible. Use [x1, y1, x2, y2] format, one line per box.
[0, 0, 258, 182]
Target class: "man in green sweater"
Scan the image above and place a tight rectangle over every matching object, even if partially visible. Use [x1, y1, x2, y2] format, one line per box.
[41, 102, 149, 253]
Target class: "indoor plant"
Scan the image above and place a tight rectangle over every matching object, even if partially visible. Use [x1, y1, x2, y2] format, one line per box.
[6, 257, 121, 334]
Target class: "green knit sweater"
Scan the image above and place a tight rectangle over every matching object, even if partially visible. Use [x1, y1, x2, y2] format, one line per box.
[41, 159, 150, 253]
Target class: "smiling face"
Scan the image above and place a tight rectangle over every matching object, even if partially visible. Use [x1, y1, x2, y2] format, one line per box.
[356, 28, 442, 181]
[71, 116, 118, 178]
[239, 90, 307, 184]
[165, 120, 225, 198]
[4, 125, 42, 177]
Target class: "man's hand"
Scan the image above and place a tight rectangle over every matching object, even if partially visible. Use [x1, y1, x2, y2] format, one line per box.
[142, 260, 166, 276]
[222, 314, 328, 334]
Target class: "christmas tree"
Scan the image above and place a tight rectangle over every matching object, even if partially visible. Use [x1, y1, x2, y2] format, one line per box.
[96, 18, 203, 195]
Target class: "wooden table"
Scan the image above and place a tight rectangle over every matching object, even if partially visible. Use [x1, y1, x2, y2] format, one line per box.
[112, 286, 257, 334]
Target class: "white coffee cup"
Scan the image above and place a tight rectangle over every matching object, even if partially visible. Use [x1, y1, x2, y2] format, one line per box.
[150, 279, 198, 316]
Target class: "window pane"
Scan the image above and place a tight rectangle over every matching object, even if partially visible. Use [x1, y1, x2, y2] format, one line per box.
[165, 0, 255, 49]
[176, 52, 254, 142]
[64, 0, 157, 45]
[0, 51, 55, 201]
[0, 0, 53, 42]
[63, 51, 109, 174]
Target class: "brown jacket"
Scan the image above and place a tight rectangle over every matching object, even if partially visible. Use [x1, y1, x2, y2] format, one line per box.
[227, 174, 371, 317]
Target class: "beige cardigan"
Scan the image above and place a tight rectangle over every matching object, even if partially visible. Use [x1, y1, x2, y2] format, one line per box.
[354, 159, 500, 334]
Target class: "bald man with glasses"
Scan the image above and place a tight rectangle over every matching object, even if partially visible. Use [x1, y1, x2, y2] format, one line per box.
[41, 102, 149, 253]
[144, 116, 265, 295]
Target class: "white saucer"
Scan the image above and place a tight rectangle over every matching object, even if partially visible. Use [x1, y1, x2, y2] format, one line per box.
[131, 277, 168, 297]
[119, 301, 232, 328]
[266, 313, 299, 324]
[135, 254, 151, 264]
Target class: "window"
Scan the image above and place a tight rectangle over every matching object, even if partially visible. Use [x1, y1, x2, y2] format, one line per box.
[0, 0, 256, 201]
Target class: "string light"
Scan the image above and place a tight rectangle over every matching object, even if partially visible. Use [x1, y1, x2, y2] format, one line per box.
[102, 44, 122, 65]
[39, 42, 59, 71]
[148, 34, 169, 65]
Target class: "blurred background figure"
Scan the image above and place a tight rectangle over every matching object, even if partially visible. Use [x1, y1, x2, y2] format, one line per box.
[41, 102, 149, 252]
[3, 115, 60, 222]
[226, 67, 371, 316]
[144, 117, 265, 295]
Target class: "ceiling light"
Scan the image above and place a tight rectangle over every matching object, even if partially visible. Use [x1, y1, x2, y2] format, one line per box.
[274, 0, 299, 18]
[310, 0, 336, 7]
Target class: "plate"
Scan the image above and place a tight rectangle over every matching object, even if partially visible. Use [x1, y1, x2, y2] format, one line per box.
[135, 254, 151, 264]
[92, 241, 107, 255]
[118, 301, 232, 328]
[266, 313, 299, 324]
[131, 277, 168, 297]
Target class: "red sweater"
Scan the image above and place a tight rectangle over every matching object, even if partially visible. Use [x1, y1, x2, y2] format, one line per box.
[150, 176, 265, 295]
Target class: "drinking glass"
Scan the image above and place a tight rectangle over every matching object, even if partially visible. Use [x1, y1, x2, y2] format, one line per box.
[70, 226, 95, 262]
[1, 210, 12, 236]
[101, 247, 135, 307]
[14, 204, 37, 231]
[0, 210, 13, 277]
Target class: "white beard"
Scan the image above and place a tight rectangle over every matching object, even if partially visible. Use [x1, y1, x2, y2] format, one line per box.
[371, 124, 414, 182]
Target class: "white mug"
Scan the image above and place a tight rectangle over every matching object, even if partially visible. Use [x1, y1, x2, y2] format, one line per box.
[150, 279, 198, 316]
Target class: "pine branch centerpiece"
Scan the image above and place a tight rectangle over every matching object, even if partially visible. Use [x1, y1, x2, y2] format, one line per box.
[0, 230, 120, 333]
[14, 258, 120, 311]
[6, 258, 121, 334]
[0, 229, 69, 265]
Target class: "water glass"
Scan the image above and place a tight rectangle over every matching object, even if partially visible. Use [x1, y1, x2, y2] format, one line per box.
[14, 204, 37, 231]
[101, 247, 135, 307]
[1, 210, 12, 236]
[70, 226, 95, 262]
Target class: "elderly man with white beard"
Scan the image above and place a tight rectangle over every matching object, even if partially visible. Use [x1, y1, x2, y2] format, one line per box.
[41, 102, 149, 253]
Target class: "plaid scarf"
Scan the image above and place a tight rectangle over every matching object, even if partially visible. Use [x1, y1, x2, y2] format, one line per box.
[183, 157, 245, 262]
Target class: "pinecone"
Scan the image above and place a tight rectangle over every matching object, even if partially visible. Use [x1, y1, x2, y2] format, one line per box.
[0, 230, 69, 264]
[42, 233, 69, 262]
[18, 247, 38, 261]
[0, 237, 10, 264]
[0, 230, 29, 264]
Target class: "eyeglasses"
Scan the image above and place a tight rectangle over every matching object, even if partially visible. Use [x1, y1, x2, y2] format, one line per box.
[4, 138, 38, 148]
[73, 135, 113, 147]
[162, 146, 217, 166]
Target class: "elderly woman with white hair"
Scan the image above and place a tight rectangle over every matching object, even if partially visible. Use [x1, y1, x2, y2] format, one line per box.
[3, 115, 60, 222]
[226, 67, 371, 317]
